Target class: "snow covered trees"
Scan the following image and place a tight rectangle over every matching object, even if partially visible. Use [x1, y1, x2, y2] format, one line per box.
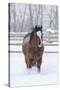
[9, 3, 58, 32]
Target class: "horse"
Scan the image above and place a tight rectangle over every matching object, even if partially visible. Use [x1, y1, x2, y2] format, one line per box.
[22, 25, 44, 72]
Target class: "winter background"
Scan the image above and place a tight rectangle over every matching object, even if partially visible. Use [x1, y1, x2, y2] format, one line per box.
[8, 3, 58, 87]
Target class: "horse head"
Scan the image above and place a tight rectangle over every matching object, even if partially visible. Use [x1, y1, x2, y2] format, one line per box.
[29, 25, 43, 47]
[34, 25, 43, 41]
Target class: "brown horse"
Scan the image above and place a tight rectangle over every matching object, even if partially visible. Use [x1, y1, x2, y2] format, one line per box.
[22, 25, 44, 72]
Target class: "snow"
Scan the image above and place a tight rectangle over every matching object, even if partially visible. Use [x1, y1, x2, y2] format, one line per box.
[10, 52, 58, 87]
[46, 28, 56, 33]
[9, 31, 58, 87]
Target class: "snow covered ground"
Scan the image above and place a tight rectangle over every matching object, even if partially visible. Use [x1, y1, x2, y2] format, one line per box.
[9, 31, 58, 87]
[10, 52, 58, 87]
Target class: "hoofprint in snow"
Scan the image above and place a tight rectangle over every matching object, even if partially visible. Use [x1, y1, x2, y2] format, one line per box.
[10, 52, 58, 87]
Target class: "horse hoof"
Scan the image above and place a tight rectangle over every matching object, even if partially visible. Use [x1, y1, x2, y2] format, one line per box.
[37, 65, 41, 72]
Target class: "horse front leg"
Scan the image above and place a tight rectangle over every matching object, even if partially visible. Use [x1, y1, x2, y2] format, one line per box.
[25, 57, 32, 69]
[27, 59, 32, 68]
[37, 57, 42, 72]
[37, 64, 41, 72]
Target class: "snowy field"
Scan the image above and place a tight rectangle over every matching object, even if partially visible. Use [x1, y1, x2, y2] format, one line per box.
[9, 3, 58, 87]
[10, 52, 58, 87]
[9, 31, 58, 87]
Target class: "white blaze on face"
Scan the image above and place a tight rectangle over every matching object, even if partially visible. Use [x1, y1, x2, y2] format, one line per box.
[36, 31, 41, 40]
[36, 31, 43, 47]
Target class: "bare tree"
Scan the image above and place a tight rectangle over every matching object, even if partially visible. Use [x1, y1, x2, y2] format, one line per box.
[10, 3, 58, 32]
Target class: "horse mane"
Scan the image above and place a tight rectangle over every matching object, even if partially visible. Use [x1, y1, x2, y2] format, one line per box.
[29, 30, 35, 44]
[29, 26, 37, 44]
